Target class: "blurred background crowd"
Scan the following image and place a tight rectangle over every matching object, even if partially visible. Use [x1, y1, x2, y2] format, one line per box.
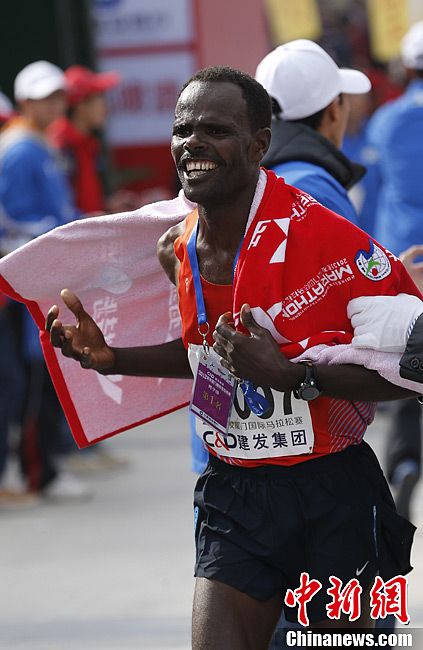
[0, 0, 423, 519]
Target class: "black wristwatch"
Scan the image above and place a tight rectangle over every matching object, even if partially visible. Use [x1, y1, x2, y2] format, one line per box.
[294, 361, 322, 401]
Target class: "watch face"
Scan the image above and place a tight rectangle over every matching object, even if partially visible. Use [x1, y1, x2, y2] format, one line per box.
[301, 385, 321, 401]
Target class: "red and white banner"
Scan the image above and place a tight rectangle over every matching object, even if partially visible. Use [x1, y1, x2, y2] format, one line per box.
[93, 0, 198, 148]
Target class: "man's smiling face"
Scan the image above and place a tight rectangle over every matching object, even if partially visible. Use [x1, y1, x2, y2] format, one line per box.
[171, 80, 262, 207]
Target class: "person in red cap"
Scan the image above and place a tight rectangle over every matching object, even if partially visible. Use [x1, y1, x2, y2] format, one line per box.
[48, 65, 120, 214]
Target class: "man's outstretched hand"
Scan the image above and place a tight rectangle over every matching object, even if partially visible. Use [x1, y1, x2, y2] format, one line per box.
[46, 289, 115, 373]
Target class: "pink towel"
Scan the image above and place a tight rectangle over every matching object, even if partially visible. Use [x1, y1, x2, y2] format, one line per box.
[0, 194, 195, 447]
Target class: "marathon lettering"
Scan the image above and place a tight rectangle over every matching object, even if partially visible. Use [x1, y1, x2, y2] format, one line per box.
[281, 258, 355, 320]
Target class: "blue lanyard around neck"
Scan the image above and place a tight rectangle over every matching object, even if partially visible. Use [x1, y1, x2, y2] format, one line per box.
[187, 219, 242, 331]
[187, 219, 271, 417]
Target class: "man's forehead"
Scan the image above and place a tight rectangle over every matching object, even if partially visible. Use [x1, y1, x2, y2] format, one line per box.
[175, 80, 247, 117]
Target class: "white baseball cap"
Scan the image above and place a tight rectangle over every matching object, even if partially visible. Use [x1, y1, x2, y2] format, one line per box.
[401, 21, 423, 70]
[14, 61, 66, 102]
[255, 39, 371, 121]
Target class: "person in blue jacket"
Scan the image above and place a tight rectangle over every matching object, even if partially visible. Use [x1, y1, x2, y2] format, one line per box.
[0, 61, 89, 501]
[0, 62, 81, 250]
[256, 39, 371, 225]
[342, 91, 380, 238]
[366, 21, 423, 522]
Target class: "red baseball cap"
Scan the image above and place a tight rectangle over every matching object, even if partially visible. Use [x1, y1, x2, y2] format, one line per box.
[65, 65, 120, 105]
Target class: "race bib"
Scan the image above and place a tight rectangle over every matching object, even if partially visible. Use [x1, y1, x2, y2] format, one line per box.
[190, 346, 236, 434]
[188, 345, 315, 459]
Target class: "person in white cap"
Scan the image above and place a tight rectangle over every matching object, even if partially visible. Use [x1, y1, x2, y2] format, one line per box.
[256, 39, 371, 225]
[365, 21, 423, 521]
[0, 60, 81, 243]
[0, 61, 90, 502]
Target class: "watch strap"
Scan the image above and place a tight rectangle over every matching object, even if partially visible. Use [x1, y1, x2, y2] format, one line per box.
[294, 360, 321, 400]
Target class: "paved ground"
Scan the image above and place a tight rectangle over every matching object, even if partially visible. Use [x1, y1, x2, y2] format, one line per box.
[0, 406, 422, 649]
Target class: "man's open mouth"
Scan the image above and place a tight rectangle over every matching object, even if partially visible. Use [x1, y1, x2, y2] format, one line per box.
[183, 159, 219, 179]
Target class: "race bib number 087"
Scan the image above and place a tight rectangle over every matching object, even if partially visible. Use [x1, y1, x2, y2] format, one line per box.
[188, 345, 314, 459]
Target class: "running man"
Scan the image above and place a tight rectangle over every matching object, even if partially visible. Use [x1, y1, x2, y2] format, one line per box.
[46, 67, 417, 647]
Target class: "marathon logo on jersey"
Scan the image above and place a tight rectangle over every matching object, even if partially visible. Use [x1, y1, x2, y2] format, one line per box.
[279, 258, 355, 320]
[355, 239, 391, 282]
[247, 218, 290, 264]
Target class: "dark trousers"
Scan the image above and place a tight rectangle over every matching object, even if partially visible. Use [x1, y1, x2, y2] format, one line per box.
[19, 360, 64, 491]
[0, 308, 24, 480]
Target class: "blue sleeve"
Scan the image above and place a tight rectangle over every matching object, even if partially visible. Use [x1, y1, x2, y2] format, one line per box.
[0, 141, 80, 234]
[288, 174, 359, 225]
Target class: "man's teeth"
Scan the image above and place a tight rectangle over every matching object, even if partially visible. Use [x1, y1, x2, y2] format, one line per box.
[186, 160, 218, 172]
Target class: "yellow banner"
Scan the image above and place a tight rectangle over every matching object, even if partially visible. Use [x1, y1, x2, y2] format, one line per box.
[367, 0, 410, 62]
[265, 0, 321, 44]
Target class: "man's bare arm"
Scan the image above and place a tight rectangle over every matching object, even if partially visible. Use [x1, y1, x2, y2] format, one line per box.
[213, 306, 419, 402]
[312, 364, 417, 401]
[46, 289, 192, 378]
[109, 338, 192, 378]
[156, 221, 185, 286]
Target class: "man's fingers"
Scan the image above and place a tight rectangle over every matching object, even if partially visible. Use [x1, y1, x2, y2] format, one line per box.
[215, 311, 239, 344]
[50, 319, 65, 347]
[213, 341, 230, 361]
[240, 304, 263, 337]
[60, 329, 79, 358]
[46, 305, 59, 332]
[80, 348, 93, 369]
[212, 329, 234, 348]
[216, 311, 234, 329]
[60, 288, 86, 320]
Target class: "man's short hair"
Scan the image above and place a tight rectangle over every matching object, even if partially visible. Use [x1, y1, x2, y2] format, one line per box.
[178, 66, 272, 133]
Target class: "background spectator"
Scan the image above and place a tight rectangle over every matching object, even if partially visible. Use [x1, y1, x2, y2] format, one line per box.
[0, 61, 90, 501]
[366, 22, 423, 521]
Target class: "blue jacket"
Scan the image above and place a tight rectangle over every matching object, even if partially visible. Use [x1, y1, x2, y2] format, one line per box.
[342, 120, 381, 237]
[0, 125, 81, 250]
[0, 124, 81, 359]
[272, 160, 358, 223]
[262, 120, 365, 223]
[367, 79, 423, 256]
